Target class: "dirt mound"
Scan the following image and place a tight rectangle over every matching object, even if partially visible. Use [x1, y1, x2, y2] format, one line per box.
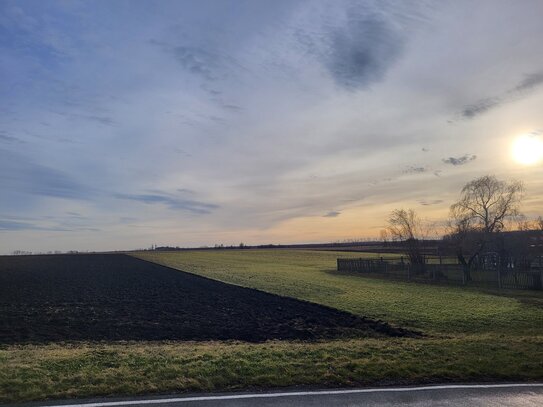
[0, 254, 417, 343]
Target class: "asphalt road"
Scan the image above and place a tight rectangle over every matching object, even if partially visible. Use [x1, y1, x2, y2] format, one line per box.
[17, 384, 543, 407]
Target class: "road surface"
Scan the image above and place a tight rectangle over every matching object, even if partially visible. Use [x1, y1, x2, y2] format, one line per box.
[14, 384, 543, 407]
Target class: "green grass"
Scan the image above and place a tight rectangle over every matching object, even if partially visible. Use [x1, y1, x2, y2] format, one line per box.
[2, 336, 542, 402]
[2, 249, 542, 402]
[134, 249, 543, 336]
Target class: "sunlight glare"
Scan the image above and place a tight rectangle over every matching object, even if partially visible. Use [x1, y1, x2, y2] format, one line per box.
[512, 134, 543, 165]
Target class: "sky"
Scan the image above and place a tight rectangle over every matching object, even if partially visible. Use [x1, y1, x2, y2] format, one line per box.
[1, 0, 543, 254]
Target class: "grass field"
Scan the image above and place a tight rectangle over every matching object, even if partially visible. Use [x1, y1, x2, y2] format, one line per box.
[1, 249, 542, 402]
[135, 250, 543, 336]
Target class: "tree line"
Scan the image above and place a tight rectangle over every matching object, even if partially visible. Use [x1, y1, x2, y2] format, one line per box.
[384, 175, 543, 281]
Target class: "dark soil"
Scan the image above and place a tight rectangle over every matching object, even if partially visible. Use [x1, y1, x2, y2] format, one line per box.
[0, 254, 416, 343]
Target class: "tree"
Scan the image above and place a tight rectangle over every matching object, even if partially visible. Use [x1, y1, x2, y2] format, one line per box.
[514, 215, 543, 271]
[448, 175, 524, 280]
[386, 209, 427, 266]
[379, 229, 389, 247]
[518, 215, 543, 231]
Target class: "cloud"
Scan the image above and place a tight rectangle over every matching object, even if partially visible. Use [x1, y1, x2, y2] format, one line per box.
[418, 199, 443, 206]
[52, 112, 116, 126]
[403, 165, 426, 174]
[154, 40, 244, 85]
[172, 46, 223, 81]
[177, 188, 195, 194]
[115, 193, 219, 214]
[82, 115, 115, 126]
[0, 220, 45, 231]
[442, 154, 477, 166]
[461, 72, 543, 119]
[515, 72, 543, 92]
[0, 133, 23, 143]
[461, 97, 501, 118]
[322, 12, 404, 90]
[151, 39, 248, 111]
[0, 216, 99, 232]
[2, 1, 543, 253]
[221, 104, 243, 111]
[0, 149, 92, 200]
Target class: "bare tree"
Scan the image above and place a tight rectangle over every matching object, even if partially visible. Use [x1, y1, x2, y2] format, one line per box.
[517, 215, 543, 231]
[386, 209, 427, 266]
[517, 215, 532, 231]
[379, 229, 389, 246]
[538, 216, 543, 231]
[448, 175, 524, 280]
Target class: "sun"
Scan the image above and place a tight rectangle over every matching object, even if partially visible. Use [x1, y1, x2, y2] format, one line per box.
[512, 134, 543, 165]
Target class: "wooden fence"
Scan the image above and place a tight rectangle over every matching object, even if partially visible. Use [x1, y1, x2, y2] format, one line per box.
[337, 258, 543, 290]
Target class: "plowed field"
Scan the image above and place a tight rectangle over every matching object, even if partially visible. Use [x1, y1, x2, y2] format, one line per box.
[0, 254, 414, 343]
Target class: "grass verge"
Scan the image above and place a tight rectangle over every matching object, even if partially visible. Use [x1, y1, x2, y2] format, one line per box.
[2, 336, 542, 403]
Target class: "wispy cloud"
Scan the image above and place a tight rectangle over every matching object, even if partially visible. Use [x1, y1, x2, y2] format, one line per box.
[0, 213, 90, 232]
[418, 199, 443, 206]
[81, 115, 115, 126]
[514, 72, 543, 92]
[460, 72, 543, 119]
[0, 149, 92, 200]
[0, 220, 45, 231]
[221, 104, 243, 112]
[172, 46, 226, 82]
[461, 97, 501, 119]
[51, 111, 116, 126]
[0, 217, 99, 232]
[323, 210, 341, 218]
[403, 165, 427, 174]
[153, 39, 245, 85]
[442, 154, 477, 166]
[0, 133, 23, 144]
[115, 193, 219, 214]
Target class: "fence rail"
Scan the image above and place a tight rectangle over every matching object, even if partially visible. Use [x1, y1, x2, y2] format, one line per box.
[337, 258, 543, 290]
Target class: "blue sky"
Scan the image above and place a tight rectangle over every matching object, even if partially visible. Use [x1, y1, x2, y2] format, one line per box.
[1, 0, 543, 253]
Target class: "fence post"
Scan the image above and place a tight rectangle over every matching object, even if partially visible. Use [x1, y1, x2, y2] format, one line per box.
[497, 267, 501, 290]
[407, 264, 410, 281]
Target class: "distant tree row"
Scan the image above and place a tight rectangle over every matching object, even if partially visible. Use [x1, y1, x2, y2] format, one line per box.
[11, 250, 79, 255]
